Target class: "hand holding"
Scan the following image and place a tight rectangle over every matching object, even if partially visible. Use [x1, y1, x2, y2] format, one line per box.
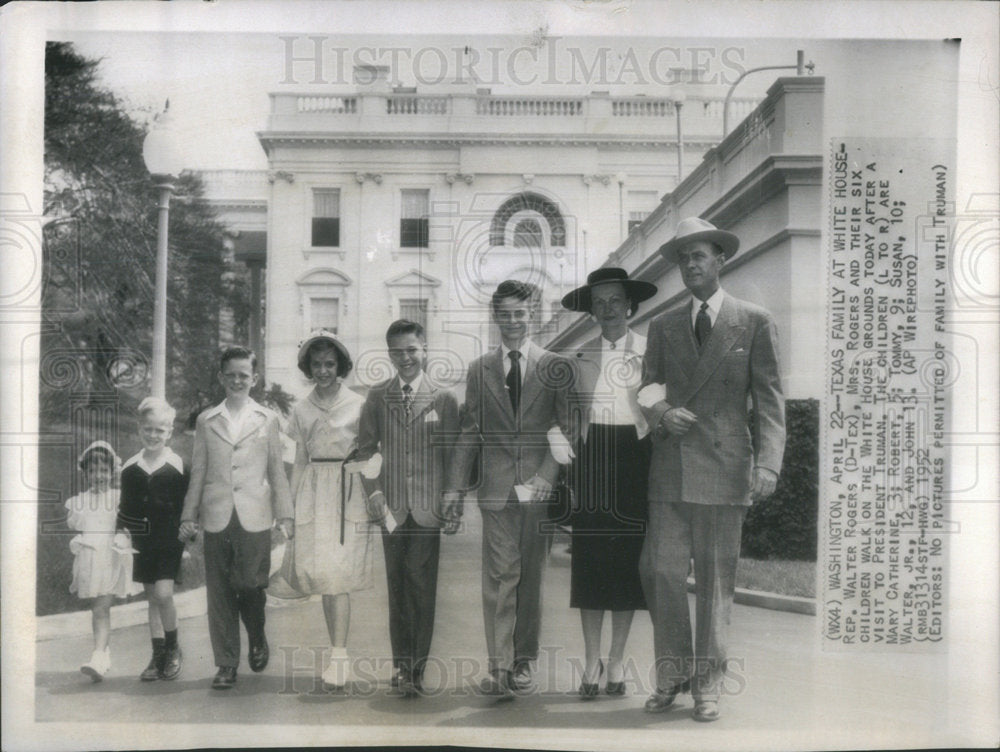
[276, 518, 295, 540]
[661, 407, 698, 436]
[751, 467, 778, 501]
[365, 490, 387, 525]
[526, 474, 553, 502]
[546, 426, 576, 465]
[442, 491, 463, 535]
[178, 520, 198, 543]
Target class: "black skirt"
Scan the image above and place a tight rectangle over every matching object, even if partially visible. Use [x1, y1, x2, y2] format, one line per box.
[569, 423, 650, 611]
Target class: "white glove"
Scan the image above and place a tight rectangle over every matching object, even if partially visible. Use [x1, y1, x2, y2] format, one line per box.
[362, 453, 383, 479]
[637, 383, 666, 408]
[546, 426, 576, 465]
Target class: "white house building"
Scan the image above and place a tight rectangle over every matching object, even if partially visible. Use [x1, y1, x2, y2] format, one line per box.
[254, 64, 758, 393]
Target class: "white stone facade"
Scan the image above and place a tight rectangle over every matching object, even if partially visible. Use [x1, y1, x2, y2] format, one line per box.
[257, 69, 754, 394]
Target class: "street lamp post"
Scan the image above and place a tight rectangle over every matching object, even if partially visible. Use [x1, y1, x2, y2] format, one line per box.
[142, 100, 185, 399]
[615, 172, 626, 242]
[723, 50, 815, 136]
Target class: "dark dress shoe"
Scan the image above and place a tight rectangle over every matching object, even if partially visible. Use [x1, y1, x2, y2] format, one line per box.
[160, 645, 182, 680]
[479, 671, 514, 701]
[248, 635, 269, 673]
[398, 673, 418, 698]
[212, 666, 237, 690]
[605, 681, 626, 696]
[579, 660, 603, 700]
[643, 678, 691, 713]
[693, 700, 720, 722]
[511, 662, 535, 693]
[140, 655, 162, 682]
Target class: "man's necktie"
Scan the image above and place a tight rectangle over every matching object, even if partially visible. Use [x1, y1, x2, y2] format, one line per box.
[506, 351, 522, 413]
[402, 383, 413, 418]
[695, 301, 712, 347]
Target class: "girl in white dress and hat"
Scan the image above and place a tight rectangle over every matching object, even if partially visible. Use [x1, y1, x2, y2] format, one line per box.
[285, 331, 375, 691]
[65, 440, 139, 680]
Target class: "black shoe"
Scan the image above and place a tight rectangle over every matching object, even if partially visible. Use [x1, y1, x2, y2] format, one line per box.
[579, 660, 603, 700]
[511, 662, 535, 693]
[693, 700, 720, 722]
[479, 670, 514, 701]
[248, 634, 269, 673]
[140, 655, 161, 682]
[212, 666, 237, 690]
[605, 681, 626, 696]
[398, 671, 418, 698]
[643, 678, 691, 713]
[160, 645, 182, 680]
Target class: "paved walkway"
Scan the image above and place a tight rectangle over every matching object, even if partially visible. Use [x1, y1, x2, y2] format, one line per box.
[34, 508, 990, 750]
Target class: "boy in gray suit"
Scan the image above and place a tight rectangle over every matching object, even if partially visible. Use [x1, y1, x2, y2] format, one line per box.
[356, 319, 461, 696]
[179, 347, 294, 689]
[446, 280, 574, 700]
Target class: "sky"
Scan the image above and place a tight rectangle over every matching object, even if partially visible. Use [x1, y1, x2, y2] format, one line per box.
[61, 31, 812, 170]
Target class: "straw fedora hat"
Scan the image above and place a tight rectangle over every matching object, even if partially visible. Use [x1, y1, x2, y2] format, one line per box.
[560, 267, 658, 313]
[657, 217, 740, 263]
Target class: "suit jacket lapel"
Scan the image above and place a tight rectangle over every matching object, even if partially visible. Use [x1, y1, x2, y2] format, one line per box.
[666, 307, 699, 373]
[519, 348, 545, 414]
[384, 379, 406, 428]
[234, 406, 267, 446]
[483, 348, 515, 424]
[206, 412, 233, 445]
[681, 297, 743, 404]
[407, 378, 436, 425]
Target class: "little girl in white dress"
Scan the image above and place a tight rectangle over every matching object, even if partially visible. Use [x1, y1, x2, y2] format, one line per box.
[66, 440, 139, 680]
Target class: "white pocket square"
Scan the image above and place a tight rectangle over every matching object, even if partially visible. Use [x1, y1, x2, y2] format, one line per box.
[424, 409, 439, 423]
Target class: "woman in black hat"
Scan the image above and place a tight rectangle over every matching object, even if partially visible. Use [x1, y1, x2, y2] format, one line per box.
[561, 268, 657, 699]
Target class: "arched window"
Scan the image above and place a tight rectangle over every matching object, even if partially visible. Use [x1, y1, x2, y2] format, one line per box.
[489, 192, 566, 247]
[513, 218, 543, 248]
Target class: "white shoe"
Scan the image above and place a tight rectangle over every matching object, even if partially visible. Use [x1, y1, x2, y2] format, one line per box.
[81, 649, 110, 682]
[321, 654, 349, 691]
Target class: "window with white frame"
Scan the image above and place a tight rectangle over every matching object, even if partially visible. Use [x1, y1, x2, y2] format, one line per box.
[309, 296, 340, 333]
[513, 218, 544, 248]
[398, 298, 428, 329]
[627, 190, 658, 234]
[311, 189, 340, 247]
[400, 189, 429, 248]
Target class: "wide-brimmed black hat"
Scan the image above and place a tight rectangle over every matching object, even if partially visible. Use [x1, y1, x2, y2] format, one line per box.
[297, 329, 353, 375]
[560, 267, 658, 313]
[657, 217, 740, 263]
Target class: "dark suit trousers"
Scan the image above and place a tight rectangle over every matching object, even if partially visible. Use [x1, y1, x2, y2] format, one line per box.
[203, 510, 271, 668]
[480, 500, 550, 673]
[380, 513, 441, 677]
[639, 501, 746, 701]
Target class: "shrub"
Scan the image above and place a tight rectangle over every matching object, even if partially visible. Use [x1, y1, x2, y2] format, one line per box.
[741, 398, 818, 561]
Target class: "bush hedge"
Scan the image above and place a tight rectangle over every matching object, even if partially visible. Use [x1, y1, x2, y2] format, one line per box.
[741, 398, 818, 561]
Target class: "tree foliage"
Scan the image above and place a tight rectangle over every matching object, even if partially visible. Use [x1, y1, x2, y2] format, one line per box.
[742, 399, 819, 561]
[42, 41, 248, 425]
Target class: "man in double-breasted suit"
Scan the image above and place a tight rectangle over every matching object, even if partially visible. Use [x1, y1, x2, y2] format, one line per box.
[637, 218, 785, 722]
[445, 280, 573, 699]
[179, 347, 294, 689]
[356, 319, 460, 696]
